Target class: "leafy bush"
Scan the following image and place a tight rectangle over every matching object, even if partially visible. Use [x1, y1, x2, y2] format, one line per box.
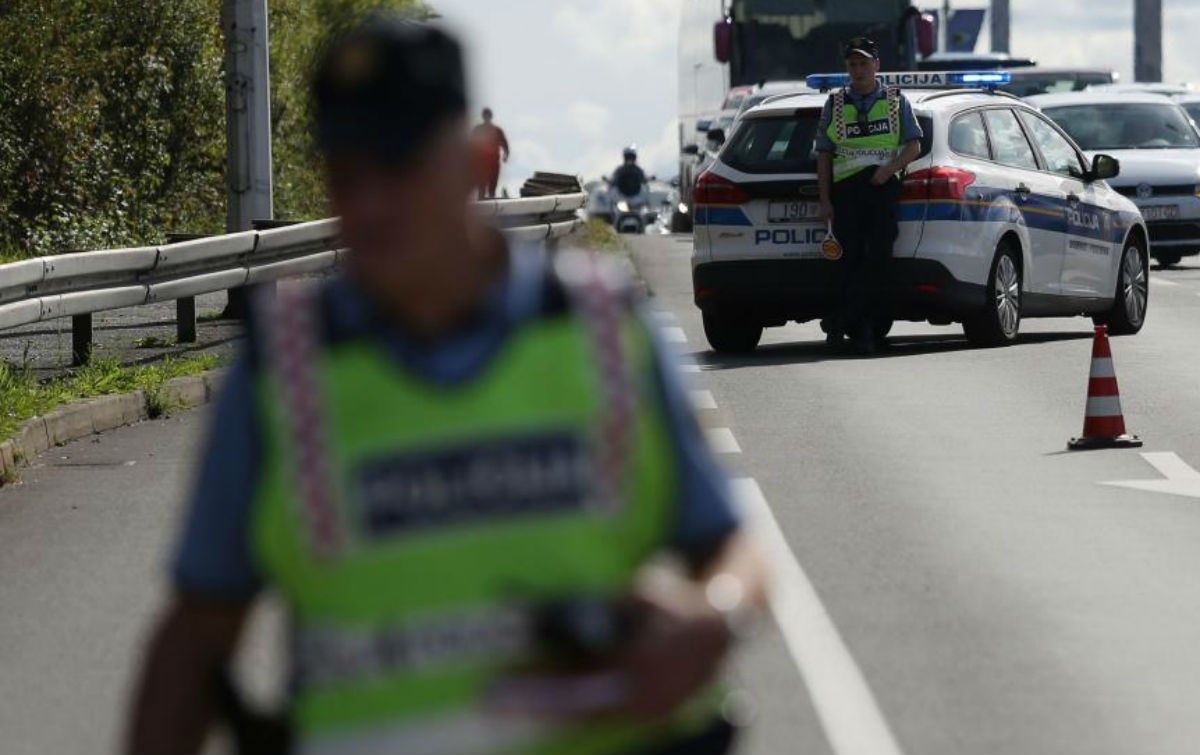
[0, 0, 424, 259]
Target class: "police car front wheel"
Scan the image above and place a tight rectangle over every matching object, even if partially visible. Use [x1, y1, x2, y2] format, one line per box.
[702, 311, 763, 354]
[963, 242, 1022, 348]
[1097, 240, 1148, 336]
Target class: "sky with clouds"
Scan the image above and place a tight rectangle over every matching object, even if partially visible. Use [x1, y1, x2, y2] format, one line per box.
[430, 0, 1200, 193]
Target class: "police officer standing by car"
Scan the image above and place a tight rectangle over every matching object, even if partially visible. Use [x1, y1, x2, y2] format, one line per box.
[816, 37, 923, 355]
[125, 14, 765, 755]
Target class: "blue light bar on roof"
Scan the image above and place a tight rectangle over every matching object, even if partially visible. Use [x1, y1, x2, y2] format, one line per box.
[949, 72, 1012, 86]
[805, 70, 1012, 91]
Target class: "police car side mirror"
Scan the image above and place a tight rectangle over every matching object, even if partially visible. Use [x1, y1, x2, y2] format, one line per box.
[1090, 154, 1120, 181]
[682, 144, 701, 156]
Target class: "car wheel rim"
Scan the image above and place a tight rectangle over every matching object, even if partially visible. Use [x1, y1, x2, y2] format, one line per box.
[1122, 247, 1147, 326]
[994, 255, 1020, 337]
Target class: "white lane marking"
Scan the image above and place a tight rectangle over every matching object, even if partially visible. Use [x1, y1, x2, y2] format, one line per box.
[679, 363, 702, 373]
[704, 428, 741, 454]
[1143, 452, 1200, 480]
[650, 310, 677, 323]
[689, 390, 718, 411]
[1102, 452, 1200, 499]
[732, 479, 905, 755]
[1149, 276, 1179, 287]
[661, 326, 688, 344]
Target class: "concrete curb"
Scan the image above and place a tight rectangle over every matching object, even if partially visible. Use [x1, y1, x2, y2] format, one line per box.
[0, 368, 226, 487]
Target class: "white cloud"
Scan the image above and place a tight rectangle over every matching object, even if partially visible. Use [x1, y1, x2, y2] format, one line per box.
[566, 101, 614, 142]
[552, 0, 682, 69]
[1004, 0, 1200, 84]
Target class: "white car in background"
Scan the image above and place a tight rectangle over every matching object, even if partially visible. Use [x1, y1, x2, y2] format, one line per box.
[692, 72, 1149, 353]
[1085, 82, 1193, 96]
[1029, 91, 1200, 266]
[735, 80, 815, 119]
[1174, 94, 1200, 127]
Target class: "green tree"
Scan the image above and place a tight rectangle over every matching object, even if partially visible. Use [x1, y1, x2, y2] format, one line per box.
[269, 0, 430, 221]
[0, 0, 424, 259]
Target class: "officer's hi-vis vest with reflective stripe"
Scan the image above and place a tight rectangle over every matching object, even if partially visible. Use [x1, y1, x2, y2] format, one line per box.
[828, 85, 903, 182]
[249, 258, 718, 755]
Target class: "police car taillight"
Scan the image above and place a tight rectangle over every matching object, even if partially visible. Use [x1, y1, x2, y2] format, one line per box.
[902, 167, 976, 202]
[694, 171, 749, 205]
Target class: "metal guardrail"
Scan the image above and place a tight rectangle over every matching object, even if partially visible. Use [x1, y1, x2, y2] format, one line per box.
[0, 191, 586, 363]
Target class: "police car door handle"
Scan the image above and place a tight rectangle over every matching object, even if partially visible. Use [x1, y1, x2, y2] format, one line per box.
[1014, 183, 1031, 195]
[1067, 193, 1081, 204]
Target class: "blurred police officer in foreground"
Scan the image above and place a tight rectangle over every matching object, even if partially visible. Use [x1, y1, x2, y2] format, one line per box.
[126, 15, 764, 755]
[816, 37, 923, 355]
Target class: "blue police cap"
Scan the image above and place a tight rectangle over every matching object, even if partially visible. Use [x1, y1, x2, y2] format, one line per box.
[312, 15, 468, 163]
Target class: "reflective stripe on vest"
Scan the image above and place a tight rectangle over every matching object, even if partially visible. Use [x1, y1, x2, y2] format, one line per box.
[250, 259, 713, 752]
[829, 85, 903, 182]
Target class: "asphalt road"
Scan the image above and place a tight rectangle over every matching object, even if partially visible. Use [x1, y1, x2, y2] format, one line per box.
[634, 234, 1200, 755]
[4, 235, 1200, 754]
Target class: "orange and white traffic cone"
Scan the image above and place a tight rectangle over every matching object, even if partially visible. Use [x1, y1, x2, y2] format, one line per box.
[1068, 325, 1142, 450]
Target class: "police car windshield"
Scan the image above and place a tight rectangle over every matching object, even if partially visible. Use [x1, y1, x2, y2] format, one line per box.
[1182, 102, 1200, 126]
[721, 110, 822, 174]
[1042, 103, 1200, 150]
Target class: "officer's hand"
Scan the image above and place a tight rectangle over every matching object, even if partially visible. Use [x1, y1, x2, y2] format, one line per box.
[819, 199, 835, 222]
[610, 586, 730, 722]
[870, 165, 893, 186]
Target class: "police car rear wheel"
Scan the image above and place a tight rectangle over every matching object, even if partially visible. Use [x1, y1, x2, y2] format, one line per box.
[703, 311, 762, 354]
[1101, 241, 1148, 336]
[963, 243, 1021, 348]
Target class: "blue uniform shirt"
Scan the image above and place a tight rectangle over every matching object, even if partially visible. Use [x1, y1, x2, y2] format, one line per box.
[173, 248, 740, 599]
[815, 79, 924, 154]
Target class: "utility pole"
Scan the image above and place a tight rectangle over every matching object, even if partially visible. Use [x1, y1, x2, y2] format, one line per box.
[1134, 0, 1163, 83]
[991, 0, 1010, 54]
[940, 0, 951, 53]
[221, 0, 273, 317]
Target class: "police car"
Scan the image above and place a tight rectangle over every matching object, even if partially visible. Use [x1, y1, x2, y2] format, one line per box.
[1027, 91, 1200, 267]
[692, 71, 1150, 353]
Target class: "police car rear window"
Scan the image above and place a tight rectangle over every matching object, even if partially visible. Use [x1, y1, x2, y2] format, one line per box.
[721, 111, 823, 174]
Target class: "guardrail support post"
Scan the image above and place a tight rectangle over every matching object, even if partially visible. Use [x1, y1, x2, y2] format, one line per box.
[177, 298, 197, 343]
[72, 314, 93, 366]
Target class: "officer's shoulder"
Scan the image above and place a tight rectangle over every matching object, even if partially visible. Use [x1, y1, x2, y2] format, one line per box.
[541, 250, 638, 317]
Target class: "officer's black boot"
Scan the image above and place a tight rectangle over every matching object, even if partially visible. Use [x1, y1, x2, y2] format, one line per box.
[851, 322, 876, 356]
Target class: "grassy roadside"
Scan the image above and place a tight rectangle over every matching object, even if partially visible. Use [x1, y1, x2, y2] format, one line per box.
[574, 218, 625, 254]
[0, 354, 222, 440]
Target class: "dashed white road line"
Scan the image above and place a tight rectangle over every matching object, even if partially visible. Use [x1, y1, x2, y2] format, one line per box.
[650, 310, 678, 323]
[679, 363, 702, 373]
[689, 390, 717, 411]
[661, 326, 688, 344]
[1150, 276, 1180, 287]
[705, 427, 741, 454]
[732, 478, 905, 755]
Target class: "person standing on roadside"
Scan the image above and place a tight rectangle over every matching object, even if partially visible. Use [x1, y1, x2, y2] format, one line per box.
[816, 36, 922, 355]
[125, 14, 765, 755]
[474, 106, 510, 199]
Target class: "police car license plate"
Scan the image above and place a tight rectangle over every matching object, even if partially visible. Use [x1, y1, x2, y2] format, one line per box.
[1142, 205, 1180, 222]
[768, 201, 820, 223]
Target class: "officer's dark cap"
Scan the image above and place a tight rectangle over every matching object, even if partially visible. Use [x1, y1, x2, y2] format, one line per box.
[844, 36, 880, 60]
[312, 15, 467, 164]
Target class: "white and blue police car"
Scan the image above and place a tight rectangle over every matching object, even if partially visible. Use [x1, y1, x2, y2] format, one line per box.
[1028, 90, 1200, 267]
[691, 71, 1150, 353]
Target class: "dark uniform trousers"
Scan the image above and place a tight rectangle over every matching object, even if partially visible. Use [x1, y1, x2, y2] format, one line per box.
[830, 169, 900, 337]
